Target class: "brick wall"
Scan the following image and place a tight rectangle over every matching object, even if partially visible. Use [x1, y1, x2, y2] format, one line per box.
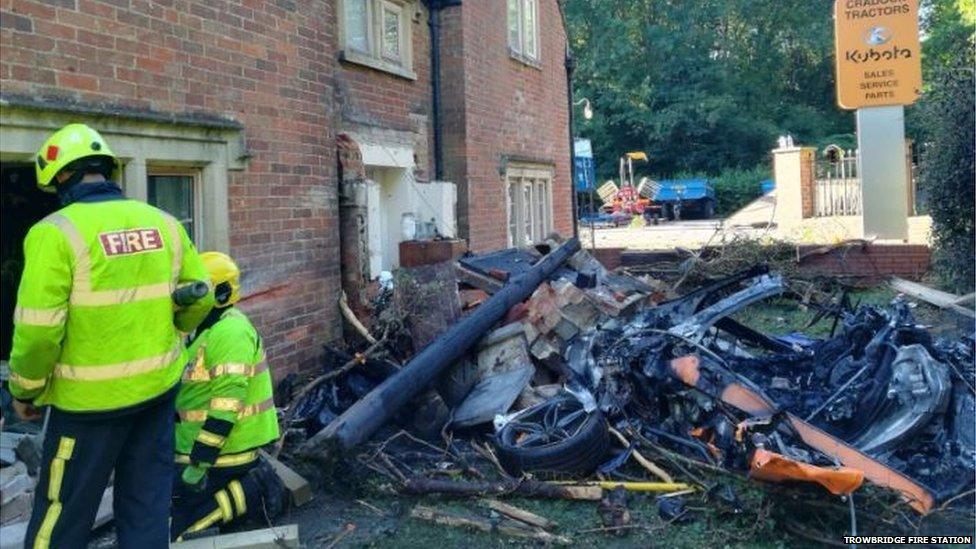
[613, 243, 932, 284]
[799, 148, 815, 218]
[0, 0, 341, 379]
[440, 0, 572, 252]
[335, 3, 433, 182]
[797, 243, 931, 283]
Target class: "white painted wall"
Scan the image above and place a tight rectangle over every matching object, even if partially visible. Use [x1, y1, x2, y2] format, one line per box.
[360, 143, 457, 278]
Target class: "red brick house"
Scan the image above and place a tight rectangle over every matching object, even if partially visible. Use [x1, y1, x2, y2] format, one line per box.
[0, 0, 572, 379]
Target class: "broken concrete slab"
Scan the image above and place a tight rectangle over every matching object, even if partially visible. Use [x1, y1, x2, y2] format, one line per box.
[93, 488, 113, 529]
[475, 322, 531, 378]
[1, 462, 31, 506]
[169, 524, 299, 548]
[452, 366, 535, 427]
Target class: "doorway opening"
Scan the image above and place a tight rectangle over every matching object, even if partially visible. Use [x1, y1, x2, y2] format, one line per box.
[1, 163, 61, 360]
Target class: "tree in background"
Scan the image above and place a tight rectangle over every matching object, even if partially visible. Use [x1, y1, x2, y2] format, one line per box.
[565, 0, 852, 179]
[914, 0, 975, 292]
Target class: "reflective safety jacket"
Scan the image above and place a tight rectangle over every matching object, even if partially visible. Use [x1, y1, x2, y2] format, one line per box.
[175, 307, 279, 467]
[9, 195, 213, 411]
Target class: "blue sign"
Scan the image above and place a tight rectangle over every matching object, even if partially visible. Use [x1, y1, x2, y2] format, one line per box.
[574, 139, 596, 191]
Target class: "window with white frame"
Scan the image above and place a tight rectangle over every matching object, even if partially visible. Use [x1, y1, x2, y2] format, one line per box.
[147, 169, 200, 243]
[506, 166, 552, 246]
[342, 0, 414, 78]
[507, 0, 539, 63]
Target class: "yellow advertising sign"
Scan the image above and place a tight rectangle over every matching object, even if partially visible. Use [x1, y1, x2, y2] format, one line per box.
[834, 0, 922, 109]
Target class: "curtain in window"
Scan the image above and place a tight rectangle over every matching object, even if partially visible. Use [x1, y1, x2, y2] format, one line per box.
[507, 0, 521, 52]
[382, 6, 401, 60]
[148, 175, 195, 241]
[522, 0, 537, 58]
[346, 0, 369, 53]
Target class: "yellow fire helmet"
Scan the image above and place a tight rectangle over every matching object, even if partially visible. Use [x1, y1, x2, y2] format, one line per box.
[200, 251, 241, 307]
[35, 123, 121, 192]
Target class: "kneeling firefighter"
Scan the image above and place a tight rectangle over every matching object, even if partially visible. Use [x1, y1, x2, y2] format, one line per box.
[171, 252, 285, 541]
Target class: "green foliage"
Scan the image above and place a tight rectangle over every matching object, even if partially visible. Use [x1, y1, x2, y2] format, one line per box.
[713, 166, 771, 216]
[914, 1, 975, 292]
[565, 0, 853, 179]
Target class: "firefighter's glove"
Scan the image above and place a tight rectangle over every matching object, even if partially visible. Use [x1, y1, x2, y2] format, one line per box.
[181, 464, 209, 494]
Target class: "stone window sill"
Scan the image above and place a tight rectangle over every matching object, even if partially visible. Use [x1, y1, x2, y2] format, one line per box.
[340, 50, 417, 81]
[509, 49, 542, 70]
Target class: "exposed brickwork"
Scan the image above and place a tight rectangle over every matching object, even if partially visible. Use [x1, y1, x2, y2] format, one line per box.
[590, 247, 624, 271]
[440, 0, 572, 252]
[797, 243, 931, 283]
[337, 132, 369, 319]
[618, 243, 932, 284]
[799, 148, 816, 218]
[1, 0, 341, 380]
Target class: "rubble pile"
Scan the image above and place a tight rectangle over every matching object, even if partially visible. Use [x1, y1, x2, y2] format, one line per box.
[283, 236, 974, 531]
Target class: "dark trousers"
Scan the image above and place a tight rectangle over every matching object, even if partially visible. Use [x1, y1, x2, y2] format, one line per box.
[24, 390, 175, 549]
[170, 460, 266, 541]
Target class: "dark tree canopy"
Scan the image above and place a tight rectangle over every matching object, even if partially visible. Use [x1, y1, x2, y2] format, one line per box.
[565, 0, 853, 179]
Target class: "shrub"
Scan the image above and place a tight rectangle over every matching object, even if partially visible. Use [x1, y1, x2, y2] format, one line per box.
[916, 37, 975, 293]
[711, 166, 771, 216]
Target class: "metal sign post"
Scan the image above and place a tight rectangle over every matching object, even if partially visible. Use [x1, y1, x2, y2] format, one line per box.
[833, 0, 922, 240]
[856, 106, 909, 238]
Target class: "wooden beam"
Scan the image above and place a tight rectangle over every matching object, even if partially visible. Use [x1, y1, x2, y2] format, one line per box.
[455, 263, 504, 294]
[258, 451, 313, 507]
[890, 277, 976, 319]
[410, 506, 570, 545]
[400, 477, 602, 500]
[170, 524, 299, 549]
[484, 500, 557, 530]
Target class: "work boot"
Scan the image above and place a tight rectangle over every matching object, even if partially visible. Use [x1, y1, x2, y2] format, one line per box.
[249, 459, 288, 519]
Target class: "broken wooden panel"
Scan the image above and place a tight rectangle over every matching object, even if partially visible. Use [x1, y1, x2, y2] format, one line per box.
[475, 322, 531, 378]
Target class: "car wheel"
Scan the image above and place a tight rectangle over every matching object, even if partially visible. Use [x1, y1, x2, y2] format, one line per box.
[703, 199, 715, 219]
[493, 396, 610, 476]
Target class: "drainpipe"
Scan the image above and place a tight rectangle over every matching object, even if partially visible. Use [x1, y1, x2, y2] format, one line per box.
[428, 0, 461, 181]
[557, 0, 580, 238]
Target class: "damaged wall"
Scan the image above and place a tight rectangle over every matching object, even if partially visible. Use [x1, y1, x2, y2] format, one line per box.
[0, 0, 343, 379]
[333, 1, 456, 276]
[439, 0, 573, 252]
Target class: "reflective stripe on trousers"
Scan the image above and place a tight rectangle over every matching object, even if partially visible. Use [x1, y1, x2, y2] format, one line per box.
[33, 437, 75, 549]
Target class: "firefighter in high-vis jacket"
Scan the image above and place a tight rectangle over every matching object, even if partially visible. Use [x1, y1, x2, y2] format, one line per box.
[170, 251, 284, 541]
[9, 123, 215, 548]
